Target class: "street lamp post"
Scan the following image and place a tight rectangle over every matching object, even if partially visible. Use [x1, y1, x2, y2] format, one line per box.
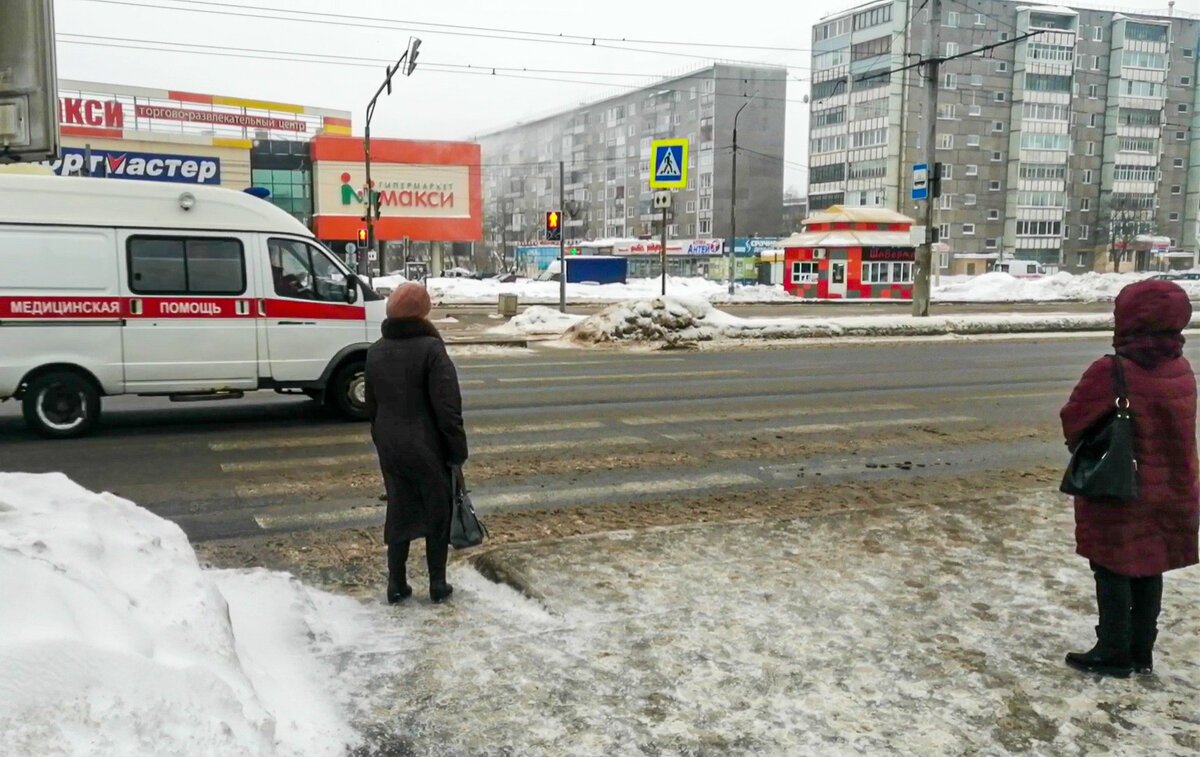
[362, 36, 421, 279]
[729, 92, 757, 296]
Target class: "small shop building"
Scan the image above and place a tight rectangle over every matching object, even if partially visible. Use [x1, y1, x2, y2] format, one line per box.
[782, 206, 916, 299]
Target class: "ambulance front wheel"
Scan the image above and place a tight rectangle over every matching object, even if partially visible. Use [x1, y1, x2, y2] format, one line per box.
[22, 371, 101, 439]
[330, 361, 368, 422]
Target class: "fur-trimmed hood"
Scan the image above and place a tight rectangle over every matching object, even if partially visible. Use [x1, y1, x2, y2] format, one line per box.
[380, 317, 442, 341]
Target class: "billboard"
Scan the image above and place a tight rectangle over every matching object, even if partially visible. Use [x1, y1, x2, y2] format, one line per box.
[0, 0, 59, 161]
[48, 147, 221, 184]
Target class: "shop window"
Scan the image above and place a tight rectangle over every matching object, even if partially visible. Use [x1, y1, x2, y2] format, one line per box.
[128, 237, 245, 295]
[791, 261, 819, 284]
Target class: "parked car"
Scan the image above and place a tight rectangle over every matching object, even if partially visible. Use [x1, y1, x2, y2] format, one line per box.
[990, 260, 1046, 276]
[0, 174, 385, 438]
[443, 267, 473, 278]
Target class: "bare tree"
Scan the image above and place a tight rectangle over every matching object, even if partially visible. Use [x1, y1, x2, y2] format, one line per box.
[1100, 193, 1156, 272]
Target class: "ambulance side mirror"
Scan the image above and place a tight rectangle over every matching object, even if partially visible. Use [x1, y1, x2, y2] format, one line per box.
[345, 278, 359, 305]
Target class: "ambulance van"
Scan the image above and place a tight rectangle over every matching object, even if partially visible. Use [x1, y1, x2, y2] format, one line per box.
[0, 173, 386, 438]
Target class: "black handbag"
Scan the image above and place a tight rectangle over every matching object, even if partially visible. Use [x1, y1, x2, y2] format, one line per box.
[449, 468, 488, 549]
[1060, 355, 1139, 501]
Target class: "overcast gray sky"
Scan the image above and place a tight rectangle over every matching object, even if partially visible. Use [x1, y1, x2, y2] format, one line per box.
[55, 0, 1185, 193]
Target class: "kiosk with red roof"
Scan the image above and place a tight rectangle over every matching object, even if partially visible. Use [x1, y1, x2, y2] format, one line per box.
[782, 206, 916, 299]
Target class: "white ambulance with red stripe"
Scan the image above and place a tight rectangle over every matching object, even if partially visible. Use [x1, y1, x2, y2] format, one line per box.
[0, 173, 386, 437]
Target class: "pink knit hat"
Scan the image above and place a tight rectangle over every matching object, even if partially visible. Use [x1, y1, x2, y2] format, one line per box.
[385, 283, 432, 320]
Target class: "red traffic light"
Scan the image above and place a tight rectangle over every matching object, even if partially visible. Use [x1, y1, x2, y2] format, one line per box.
[547, 211, 560, 230]
[357, 229, 367, 243]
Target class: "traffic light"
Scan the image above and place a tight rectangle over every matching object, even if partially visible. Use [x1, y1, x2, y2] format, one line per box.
[405, 38, 421, 76]
[546, 211, 562, 241]
[358, 228, 367, 245]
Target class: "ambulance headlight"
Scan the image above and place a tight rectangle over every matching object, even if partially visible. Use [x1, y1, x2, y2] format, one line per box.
[179, 192, 196, 211]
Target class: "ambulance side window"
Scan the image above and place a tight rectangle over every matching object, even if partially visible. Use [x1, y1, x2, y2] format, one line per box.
[128, 236, 245, 295]
[268, 238, 350, 302]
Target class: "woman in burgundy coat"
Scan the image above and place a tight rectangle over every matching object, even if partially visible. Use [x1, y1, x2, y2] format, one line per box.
[1060, 278, 1198, 677]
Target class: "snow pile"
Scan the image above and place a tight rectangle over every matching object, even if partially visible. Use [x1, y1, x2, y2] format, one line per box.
[932, 271, 1176, 302]
[488, 305, 587, 336]
[422, 275, 792, 304]
[567, 297, 1130, 344]
[0, 473, 361, 757]
[367, 273, 406, 293]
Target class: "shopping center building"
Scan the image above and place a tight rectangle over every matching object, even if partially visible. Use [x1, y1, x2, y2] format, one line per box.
[44, 80, 481, 273]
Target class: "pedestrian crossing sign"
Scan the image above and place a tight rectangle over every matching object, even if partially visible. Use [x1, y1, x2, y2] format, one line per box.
[650, 139, 688, 189]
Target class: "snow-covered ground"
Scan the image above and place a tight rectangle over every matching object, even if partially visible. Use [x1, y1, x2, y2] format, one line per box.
[487, 305, 588, 336]
[369, 271, 1195, 305]
[0, 473, 363, 757]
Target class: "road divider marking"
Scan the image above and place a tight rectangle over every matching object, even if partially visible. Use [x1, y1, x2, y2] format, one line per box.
[474, 472, 761, 511]
[763, 415, 977, 435]
[211, 418, 607, 451]
[221, 434, 650, 473]
[969, 390, 1068, 401]
[460, 358, 686, 370]
[622, 401, 915, 426]
[495, 369, 744, 384]
[256, 506, 383, 531]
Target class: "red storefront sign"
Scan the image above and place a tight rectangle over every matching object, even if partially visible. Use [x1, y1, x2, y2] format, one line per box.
[862, 248, 915, 261]
[134, 105, 307, 133]
[59, 98, 124, 128]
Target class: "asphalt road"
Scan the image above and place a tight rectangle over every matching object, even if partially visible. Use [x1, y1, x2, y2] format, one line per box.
[4, 334, 1192, 543]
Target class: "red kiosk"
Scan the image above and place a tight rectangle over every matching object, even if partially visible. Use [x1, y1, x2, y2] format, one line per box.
[782, 206, 916, 299]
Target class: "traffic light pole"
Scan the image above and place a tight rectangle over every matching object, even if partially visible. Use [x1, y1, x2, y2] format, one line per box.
[559, 160, 566, 313]
[912, 0, 940, 317]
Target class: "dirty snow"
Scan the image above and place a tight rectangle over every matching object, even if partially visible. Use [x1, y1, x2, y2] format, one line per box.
[487, 305, 587, 336]
[932, 271, 1176, 303]
[564, 296, 1127, 343]
[0, 473, 361, 757]
[328, 492, 1200, 756]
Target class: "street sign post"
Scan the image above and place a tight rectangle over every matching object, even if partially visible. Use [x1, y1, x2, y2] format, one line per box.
[653, 191, 672, 209]
[650, 139, 688, 189]
[912, 163, 929, 201]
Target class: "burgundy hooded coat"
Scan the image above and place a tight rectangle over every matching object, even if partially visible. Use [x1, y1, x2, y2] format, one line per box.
[1060, 279, 1199, 576]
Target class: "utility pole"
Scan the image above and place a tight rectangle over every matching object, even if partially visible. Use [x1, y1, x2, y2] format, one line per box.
[362, 37, 421, 279]
[912, 0, 940, 317]
[559, 160, 566, 313]
[729, 93, 757, 296]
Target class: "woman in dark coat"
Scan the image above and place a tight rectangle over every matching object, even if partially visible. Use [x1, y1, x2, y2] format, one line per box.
[364, 283, 468, 604]
[1060, 278, 1198, 677]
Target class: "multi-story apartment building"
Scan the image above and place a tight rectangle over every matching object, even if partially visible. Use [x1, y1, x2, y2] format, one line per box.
[475, 64, 787, 257]
[808, 0, 1200, 272]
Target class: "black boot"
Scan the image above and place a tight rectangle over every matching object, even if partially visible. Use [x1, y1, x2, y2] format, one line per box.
[1130, 574, 1163, 674]
[427, 532, 453, 603]
[387, 540, 412, 604]
[1066, 564, 1133, 678]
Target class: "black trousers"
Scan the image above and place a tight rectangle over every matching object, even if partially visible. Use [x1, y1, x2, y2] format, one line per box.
[1090, 561, 1162, 652]
[389, 519, 451, 585]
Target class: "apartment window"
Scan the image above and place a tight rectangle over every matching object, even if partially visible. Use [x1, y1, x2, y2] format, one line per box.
[987, 209, 1000, 220]
[699, 196, 711, 211]
[968, 104, 983, 117]
[989, 180, 1001, 191]
[937, 134, 954, 150]
[965, 164, 978, 176]
[852, 4, 892, 31]
[1063, 225, 1071, 239]
[1093, 26, 1103, 42]
[1025, 74, 1073, 93]
[946, 42, 959, 57]
[1083, 170, 1093, 184]
[940, 163, 953, 179]
[1172, 185, 1182, 195]
[962, 223, 976, 236]
[970, 75, 983, 87]
[1185, 49, 1195, 59]
[1077, 252, 1089, 267]
[992, 121, 1004, 133]
[851, 128, 888, 148]
[946, 11, 959, 27]
[1183, 76, 1193, 87]
[1170, 212, 1181, 222]
[1092, 55, 1102, 71]
[1178, 132, 1187, 142]
[967, 134, 981, 147]
[699, 219, 711, 234]
[937, 103, 958, 120]
[809, 163, 846, 184]
[991, 151, 1002, 162]
[812, 106, 846, 128]
[852, 36, 893, 62]
[1088, 84, 1098, 99]
[689, 86, 697, 100]
[1179, 104, 1190, 114]
[964, 194, 977, 206]
[685, 200, 696, 213]
[939, 194, 953, 210]
[1086, 142, 1095, 156]
[1174, 159, 1185, 169]
[1020, 164, 1066, 180]
[975, 13, 985, 25]
[985, 238, 999, 249]
[1080, 198, 1090, 211]
[1016, 220, 1063, 236]
[939, 223, 951, 240]
[995, 92, 1006, 103]
[996, 61, 1008, 73]
[942, 73, 958, 89]
[1089, 113, 1098, 127]
[1000, 32, 1010, 42]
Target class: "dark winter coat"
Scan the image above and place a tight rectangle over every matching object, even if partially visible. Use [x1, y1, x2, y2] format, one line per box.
[1060, 279, 1199, 576]
[365, 318, 469, 543]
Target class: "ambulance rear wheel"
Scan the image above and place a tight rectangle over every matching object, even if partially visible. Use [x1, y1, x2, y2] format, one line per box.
[330, 361, 368, 422]
[22, 371, 101, 439]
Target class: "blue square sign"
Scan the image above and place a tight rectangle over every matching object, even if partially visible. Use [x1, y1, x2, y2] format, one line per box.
[912, 163, 929, 201]
[650, 139, 688, 189]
